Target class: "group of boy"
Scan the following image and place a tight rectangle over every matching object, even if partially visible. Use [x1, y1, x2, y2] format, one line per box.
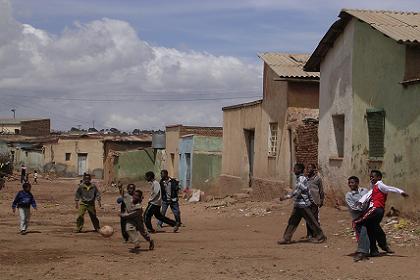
[73, 170, 181, 251]
[277, 163, 327, 244]
[345, 170, 409, 262]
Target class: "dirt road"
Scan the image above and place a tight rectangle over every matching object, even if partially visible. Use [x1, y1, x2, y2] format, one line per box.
[0, 179, 419, 280]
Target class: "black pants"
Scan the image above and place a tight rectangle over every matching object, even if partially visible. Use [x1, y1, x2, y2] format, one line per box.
[355, 207, 387, 253]
[144, 203, 177, 231]
[283, 206, 325, 241]
[120, 217, 129, 241]
[306, 205, 320, 238]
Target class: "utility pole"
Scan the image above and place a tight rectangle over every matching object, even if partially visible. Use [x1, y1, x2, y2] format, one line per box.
[92, 120, 95, 129]
[11, 109, 16, 119]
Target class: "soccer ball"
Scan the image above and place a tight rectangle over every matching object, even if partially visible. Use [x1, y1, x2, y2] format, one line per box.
[99, 225, 114, 238]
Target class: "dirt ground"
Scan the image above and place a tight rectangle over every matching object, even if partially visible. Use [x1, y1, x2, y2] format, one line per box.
[1, 178, 420, 280]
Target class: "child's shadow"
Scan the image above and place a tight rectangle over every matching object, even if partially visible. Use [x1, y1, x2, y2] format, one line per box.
[24, 230, 41, 234]
[129, 248, 149, 254]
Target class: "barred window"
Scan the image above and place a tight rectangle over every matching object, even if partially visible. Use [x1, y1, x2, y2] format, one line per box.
[268, 123, 278, 156]
[367, 109, 385, 158]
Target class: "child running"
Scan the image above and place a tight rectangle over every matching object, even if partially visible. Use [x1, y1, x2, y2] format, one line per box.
[355, 170, 409, 255]
[277, 163, 326, 244]
[12, 182, 37, 234]
[119, 189, 154, 252]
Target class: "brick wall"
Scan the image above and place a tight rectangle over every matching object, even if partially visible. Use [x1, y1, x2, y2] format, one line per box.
[295, 118, 318, 168]
[21, 119, 50, 136]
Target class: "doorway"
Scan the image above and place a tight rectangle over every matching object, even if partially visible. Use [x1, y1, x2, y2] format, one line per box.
[185, 153, 191, 188]
[244, 129, 255, 186]
[77, 153, 88, 175]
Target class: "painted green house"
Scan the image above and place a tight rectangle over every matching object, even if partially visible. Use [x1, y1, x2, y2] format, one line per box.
[305, 9, 420, 215]
[179, 135, 222, 191]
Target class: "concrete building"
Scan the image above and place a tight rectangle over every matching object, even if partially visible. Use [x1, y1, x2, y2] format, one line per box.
[102, 135, 161, 185]
[304, 9, 420, 213]
[165, 125, 223, 180]
[0, 119, 50, 136]
[178, 135, 222, 191]
[44, 134, 104, 178]
[221, 53, 319, 199]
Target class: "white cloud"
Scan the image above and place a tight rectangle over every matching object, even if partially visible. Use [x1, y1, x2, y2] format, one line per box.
[0, 0, 260, 130]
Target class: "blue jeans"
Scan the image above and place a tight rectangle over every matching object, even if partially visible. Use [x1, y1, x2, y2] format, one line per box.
[356, 226, 370, 254]
[158, 201, 181, 226]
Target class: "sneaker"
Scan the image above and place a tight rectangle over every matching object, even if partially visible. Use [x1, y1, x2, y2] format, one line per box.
[353, 252, 369, 262]
[149, 240, 155, 250]
[310, 235, 327, 243]
[277, 239, 292, 245]
[20, 230, 27, 235]
[173, 224, 179, 233]
[384, 246, 395, 254]
[370, 250, 380, 257]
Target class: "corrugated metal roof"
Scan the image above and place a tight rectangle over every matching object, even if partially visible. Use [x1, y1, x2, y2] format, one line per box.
[222, 99, 263, 111]
[305, 9, 420, 71]
[258, 53, 320, 79]
[344, 9, 420, 44]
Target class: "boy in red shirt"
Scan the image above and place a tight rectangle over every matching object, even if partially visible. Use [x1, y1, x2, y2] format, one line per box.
[355, 170, 408, 255]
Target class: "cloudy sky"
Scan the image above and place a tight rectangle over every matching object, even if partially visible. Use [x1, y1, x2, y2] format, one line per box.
[1, 0, 419, 131]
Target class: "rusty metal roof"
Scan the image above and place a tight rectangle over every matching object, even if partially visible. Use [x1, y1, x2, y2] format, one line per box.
[258, 53, 319, 79]
[305, 9, 420, 71]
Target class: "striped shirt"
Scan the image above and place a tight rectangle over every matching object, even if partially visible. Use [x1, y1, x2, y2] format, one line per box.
[291, 174, 312, 208]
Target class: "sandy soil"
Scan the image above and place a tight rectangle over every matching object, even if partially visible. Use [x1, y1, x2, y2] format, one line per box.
[0, 178, 419, 280]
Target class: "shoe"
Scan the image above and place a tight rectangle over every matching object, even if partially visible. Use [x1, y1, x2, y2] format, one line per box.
[310, 236, 327, 243]
[370, 250, 380, 257]
[20, 230, 27, 235]
[383, 246, 395, 254]
[173, 224, 179, 233]
[353, 252, 369, 262]
[277, 239, 292, 245]
[149, 240, 155, 250]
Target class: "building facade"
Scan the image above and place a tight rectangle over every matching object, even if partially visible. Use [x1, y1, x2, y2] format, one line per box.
[221, 53, 319, 199]
[0, 119, 50, 136]
[305, 9, 420, 213]
[164, 125, 223, 179]
[178, 135, 222, 191]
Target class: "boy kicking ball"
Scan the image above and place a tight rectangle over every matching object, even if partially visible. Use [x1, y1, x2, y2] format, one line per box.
[120, 189, 154, 252]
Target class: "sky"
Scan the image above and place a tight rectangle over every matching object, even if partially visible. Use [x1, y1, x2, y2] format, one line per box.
[1, 0, 419, 131]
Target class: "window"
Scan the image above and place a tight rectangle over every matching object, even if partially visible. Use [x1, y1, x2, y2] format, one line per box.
[268, 123, 278, 156]
[332, 114, 345, 158]
[65, 153, 71, 161]
[404, 46, 420, 83]
[366, 109, 385, 158]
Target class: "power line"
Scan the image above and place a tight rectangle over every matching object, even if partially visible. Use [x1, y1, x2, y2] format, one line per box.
[1, 94, 261, 102]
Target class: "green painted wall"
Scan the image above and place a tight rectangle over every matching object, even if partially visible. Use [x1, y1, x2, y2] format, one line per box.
[193, 136, 223, 152]
[191, 136, 222, 191]
[114, 148, 163, 182]
[352, 20, 420, 214]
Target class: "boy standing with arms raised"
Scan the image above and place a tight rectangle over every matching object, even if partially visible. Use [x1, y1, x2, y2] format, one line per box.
[355, 170, 408, 255]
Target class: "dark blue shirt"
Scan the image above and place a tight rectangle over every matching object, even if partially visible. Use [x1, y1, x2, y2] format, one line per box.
[12, 191, 37, 209]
